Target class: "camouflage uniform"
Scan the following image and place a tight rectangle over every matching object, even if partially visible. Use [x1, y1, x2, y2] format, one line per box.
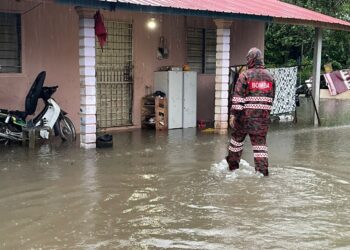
[226, 48, 275, 176]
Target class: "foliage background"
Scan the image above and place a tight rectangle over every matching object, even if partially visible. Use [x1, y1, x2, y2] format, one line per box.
[265, 0, 350, 84]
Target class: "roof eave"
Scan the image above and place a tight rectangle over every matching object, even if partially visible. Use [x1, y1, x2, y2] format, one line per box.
[56, 0, 272, 22]
[273, 17, 350, 32]
[56, 0, 350, 31]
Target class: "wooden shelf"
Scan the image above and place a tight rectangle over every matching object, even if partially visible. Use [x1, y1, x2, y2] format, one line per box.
[141, 96, 168, 130]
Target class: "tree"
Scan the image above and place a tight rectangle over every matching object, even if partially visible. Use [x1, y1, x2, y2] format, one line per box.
[265, 0, 350, 82]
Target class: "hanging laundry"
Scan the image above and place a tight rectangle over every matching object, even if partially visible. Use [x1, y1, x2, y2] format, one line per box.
[94, 10, 107, 50]
[268, 66, 298, 115]
[324, 69, 350, 96]
[343, 69, 350, 88]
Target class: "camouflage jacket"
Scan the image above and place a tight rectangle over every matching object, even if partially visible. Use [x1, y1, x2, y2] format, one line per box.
[230, 66, 275, 122]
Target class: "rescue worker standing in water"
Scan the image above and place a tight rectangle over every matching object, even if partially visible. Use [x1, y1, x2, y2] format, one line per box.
[226, 48, 275, 176]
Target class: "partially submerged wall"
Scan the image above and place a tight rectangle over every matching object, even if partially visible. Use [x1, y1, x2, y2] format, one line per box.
[0, 1, 80, 130]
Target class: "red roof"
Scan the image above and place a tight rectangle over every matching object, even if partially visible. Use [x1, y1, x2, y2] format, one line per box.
[112, 0, 350, 31]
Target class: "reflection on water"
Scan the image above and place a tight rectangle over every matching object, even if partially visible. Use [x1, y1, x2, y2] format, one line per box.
[286, 97, 350, 127]
[1, 101, 350, 249]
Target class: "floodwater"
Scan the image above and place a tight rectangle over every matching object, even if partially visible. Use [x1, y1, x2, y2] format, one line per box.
[1, 98, 350, 250]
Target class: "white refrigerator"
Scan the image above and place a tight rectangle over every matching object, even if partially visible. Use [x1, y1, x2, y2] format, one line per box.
[154, 71, 197, 129]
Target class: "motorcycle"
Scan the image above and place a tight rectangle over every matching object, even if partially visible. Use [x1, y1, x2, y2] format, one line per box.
[0, 71, 76, 144]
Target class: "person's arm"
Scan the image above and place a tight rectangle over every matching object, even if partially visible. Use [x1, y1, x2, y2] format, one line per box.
[230, 73, 247, 121]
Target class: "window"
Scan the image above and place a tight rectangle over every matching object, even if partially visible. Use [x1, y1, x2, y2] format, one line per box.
[187, 28, 216, 74]
[0, 13, 21, 73]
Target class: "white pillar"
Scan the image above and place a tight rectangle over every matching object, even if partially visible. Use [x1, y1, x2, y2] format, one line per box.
[214, 20, 232, 134]
[312, 28, 322, 126]
[76, 7, 97, 149]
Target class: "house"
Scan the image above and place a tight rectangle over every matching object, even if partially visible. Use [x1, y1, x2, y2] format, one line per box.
[1, 0, 350, 148]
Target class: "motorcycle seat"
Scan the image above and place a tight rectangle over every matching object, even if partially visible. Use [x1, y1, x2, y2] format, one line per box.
[0, 109, 9, 114]
[9, 110, 27, 120]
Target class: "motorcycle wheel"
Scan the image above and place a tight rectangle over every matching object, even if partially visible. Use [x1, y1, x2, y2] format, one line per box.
[57, 116, 76, 142]
[0, 121, 9, 144]
[0, 121, 22, 144]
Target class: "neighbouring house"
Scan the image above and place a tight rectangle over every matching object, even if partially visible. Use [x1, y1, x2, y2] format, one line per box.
[1, 0, 349, 148]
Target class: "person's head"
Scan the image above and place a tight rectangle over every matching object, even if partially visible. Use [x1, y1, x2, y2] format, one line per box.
[246, 47, 264, 69]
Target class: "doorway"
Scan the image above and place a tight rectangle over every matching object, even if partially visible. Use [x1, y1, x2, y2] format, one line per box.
[95, 21, 133, 129]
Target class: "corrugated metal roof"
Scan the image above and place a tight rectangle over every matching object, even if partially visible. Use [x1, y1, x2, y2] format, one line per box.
[59, 0, 350, 31]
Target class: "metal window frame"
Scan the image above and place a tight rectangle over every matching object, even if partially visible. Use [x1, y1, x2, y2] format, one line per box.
[0, 12, 21, 73]
[187, 27, 216, 74]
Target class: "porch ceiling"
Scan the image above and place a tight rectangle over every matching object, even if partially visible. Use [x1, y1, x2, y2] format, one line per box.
[56, 0, 350, 31]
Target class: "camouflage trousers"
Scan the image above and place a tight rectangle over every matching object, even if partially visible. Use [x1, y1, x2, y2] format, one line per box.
[226, 119, 269, 176]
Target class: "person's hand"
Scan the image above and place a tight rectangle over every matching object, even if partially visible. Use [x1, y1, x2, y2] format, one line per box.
[229, 115, 235, 128]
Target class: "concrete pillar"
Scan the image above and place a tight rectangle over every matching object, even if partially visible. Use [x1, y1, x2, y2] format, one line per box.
[312, 28, 322, 126]
[76, 7, 97, 149]
[214, 20, 232, 134]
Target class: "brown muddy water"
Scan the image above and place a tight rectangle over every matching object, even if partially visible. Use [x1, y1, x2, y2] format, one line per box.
[1, 98, 350, 250]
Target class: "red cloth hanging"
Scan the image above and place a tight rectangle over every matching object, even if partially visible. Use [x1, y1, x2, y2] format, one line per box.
[94, 10, 107, 49]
